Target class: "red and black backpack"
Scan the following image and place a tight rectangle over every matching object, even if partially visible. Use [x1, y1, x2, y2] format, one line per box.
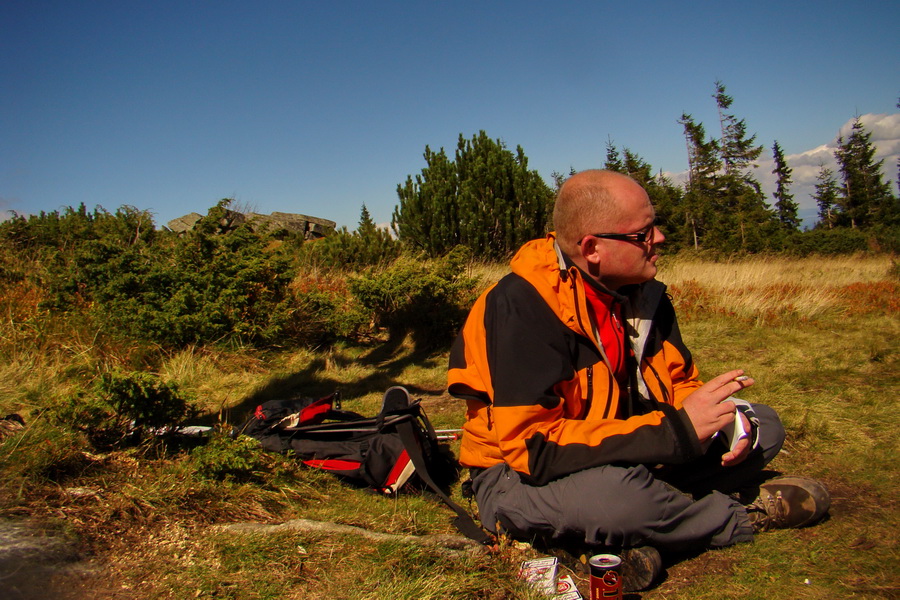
[234, 386, 490, 545]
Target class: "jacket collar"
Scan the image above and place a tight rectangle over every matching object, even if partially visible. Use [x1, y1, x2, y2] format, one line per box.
[556, 244, 630, 304]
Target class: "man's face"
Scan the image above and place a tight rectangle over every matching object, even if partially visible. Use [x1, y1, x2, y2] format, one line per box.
[581, 180, 665, 290]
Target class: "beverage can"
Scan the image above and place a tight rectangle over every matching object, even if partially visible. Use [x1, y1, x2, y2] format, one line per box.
[589, 554, 622, 599]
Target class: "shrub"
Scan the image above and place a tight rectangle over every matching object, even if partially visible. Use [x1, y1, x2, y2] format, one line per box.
[349, 246, 479, 349]
[293, 288, 371, 345]
[285, 272, 373, 345]
[52, 371, 199, 450]
[191, 433, 272, 482]
[295, 205, 400, 271]
[6, 200, 305, 348]
[92, 203, 301, 347]
[781, 227, 874, 256]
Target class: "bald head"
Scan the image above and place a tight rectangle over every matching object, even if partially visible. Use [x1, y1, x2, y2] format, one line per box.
[553, 170, 646, 257]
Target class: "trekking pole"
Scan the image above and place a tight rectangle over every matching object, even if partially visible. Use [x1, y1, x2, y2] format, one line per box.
[435, 429, 463, 441]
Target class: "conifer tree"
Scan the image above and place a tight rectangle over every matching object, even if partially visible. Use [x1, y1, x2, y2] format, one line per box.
[622, 149, 655, 186]
[599, 143, 688, 249]
[771, 141, 800, 231]
[679, 113, 722, 249]
[604, 139, 624, 173]
[712, 81, 774, 251]
[393, 131, 553, 259]
[648, 170, 688, 250]
[714, 81, 763, 176]
[834, 118, 895, 228]
[358, 204, 376, 236]
[550, 167, 576, 195]
[356, 204, 398, 264]
[812, 166, 839, 229]
[393, 145, 459, 254]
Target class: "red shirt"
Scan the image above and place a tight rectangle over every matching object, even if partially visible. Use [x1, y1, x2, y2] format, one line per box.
[582, 283, 629, 387]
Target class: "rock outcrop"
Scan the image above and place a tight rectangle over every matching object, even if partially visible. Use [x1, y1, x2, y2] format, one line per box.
[166, 211, 335, 238]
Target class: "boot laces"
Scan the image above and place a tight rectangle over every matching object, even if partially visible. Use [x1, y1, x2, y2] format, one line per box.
[747, 490, 787, 532]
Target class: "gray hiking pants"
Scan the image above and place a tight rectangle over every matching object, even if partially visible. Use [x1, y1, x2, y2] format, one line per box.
[469, 403, 785, 552]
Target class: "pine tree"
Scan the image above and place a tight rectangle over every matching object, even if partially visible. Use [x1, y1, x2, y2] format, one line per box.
[604, 139, 624, 173]
[393, 131, 553, 259]
[771, 141, 800, 231]
[356, 204, 398, 265]
[712, 81, 774, 251]
[679, 113, 722, 249]
[550, 167, 576, 195]
[833, 118, 895, 228]
[358, 204, 376, 237]
[622, 149, 655, 186]
[394, 145, 458, 254]
[648, 170, 688, 250]
[812, 166, 839, 229]
[597, 144, 688, 249]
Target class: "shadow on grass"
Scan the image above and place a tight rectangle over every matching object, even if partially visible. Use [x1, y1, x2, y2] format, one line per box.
[225, 333, 450, 424]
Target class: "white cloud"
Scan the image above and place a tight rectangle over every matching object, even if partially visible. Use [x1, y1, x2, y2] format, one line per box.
[838, 113, 900, 143]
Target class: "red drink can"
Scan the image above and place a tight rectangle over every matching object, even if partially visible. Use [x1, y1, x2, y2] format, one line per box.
[589, 554, 622, 600]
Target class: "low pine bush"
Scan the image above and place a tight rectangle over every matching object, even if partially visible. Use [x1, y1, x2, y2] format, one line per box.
[349, 246, 479, 349]
[52, 371, 198, 450]
[191, 433, 272, 482]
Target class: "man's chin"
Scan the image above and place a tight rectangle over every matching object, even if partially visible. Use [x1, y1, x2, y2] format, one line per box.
[643, 265, 658, 282]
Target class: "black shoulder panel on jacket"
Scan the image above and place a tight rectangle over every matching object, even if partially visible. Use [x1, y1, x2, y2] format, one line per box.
[485, 274, 589, 409]
[449, 329, 466, 370]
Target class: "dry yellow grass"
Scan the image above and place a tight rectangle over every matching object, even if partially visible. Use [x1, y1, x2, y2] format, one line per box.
[657, 253, 897, 323]
[468, 260, 511, 293]
[659, 253, 894, 287]
[469, 253, 898, 323]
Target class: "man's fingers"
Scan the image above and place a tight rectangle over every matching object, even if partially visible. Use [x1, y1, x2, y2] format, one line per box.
[707, 370, 754, 394]
[709, 369, 746, 386]
[722, 437, 751, 466]
[713, 402, 736, 426]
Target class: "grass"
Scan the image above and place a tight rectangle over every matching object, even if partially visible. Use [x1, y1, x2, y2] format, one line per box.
[660, 253, 899, 323]
[1, 253, 898, 599]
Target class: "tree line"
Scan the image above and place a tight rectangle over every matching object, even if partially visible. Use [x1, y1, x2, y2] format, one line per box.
[393, 82, 899, 257]
[1, 83, 896, 352]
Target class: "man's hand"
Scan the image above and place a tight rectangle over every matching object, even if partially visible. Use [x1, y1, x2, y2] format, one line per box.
[720, 411, 752, 467]
[681, 369, 754, 444]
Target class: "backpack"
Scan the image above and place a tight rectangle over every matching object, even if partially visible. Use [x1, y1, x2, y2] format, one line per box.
[234, 386, 490, 545]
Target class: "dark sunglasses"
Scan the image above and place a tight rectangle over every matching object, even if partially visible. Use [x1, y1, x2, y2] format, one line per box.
[578, 218, 658, 244]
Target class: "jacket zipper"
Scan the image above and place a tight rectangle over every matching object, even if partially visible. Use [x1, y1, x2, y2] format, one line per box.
[583, 366, 593, 418]
[600, 367, 616, 419]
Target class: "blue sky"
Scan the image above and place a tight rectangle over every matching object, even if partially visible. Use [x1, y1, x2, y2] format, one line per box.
[2, 1, 898, 231]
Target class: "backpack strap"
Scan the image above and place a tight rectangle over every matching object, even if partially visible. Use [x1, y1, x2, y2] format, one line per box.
[394, 416, 492, 545]
[381, 388, 491, 546]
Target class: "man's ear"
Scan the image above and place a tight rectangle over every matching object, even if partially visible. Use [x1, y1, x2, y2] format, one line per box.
[581, 236, 602, 266]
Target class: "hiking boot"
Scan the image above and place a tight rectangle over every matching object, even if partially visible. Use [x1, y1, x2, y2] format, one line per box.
[745, 476, 831, 532]
[619, 546, 663, 592]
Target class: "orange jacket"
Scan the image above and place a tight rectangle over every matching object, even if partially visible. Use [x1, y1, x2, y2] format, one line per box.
[448, 234, 705, 485]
